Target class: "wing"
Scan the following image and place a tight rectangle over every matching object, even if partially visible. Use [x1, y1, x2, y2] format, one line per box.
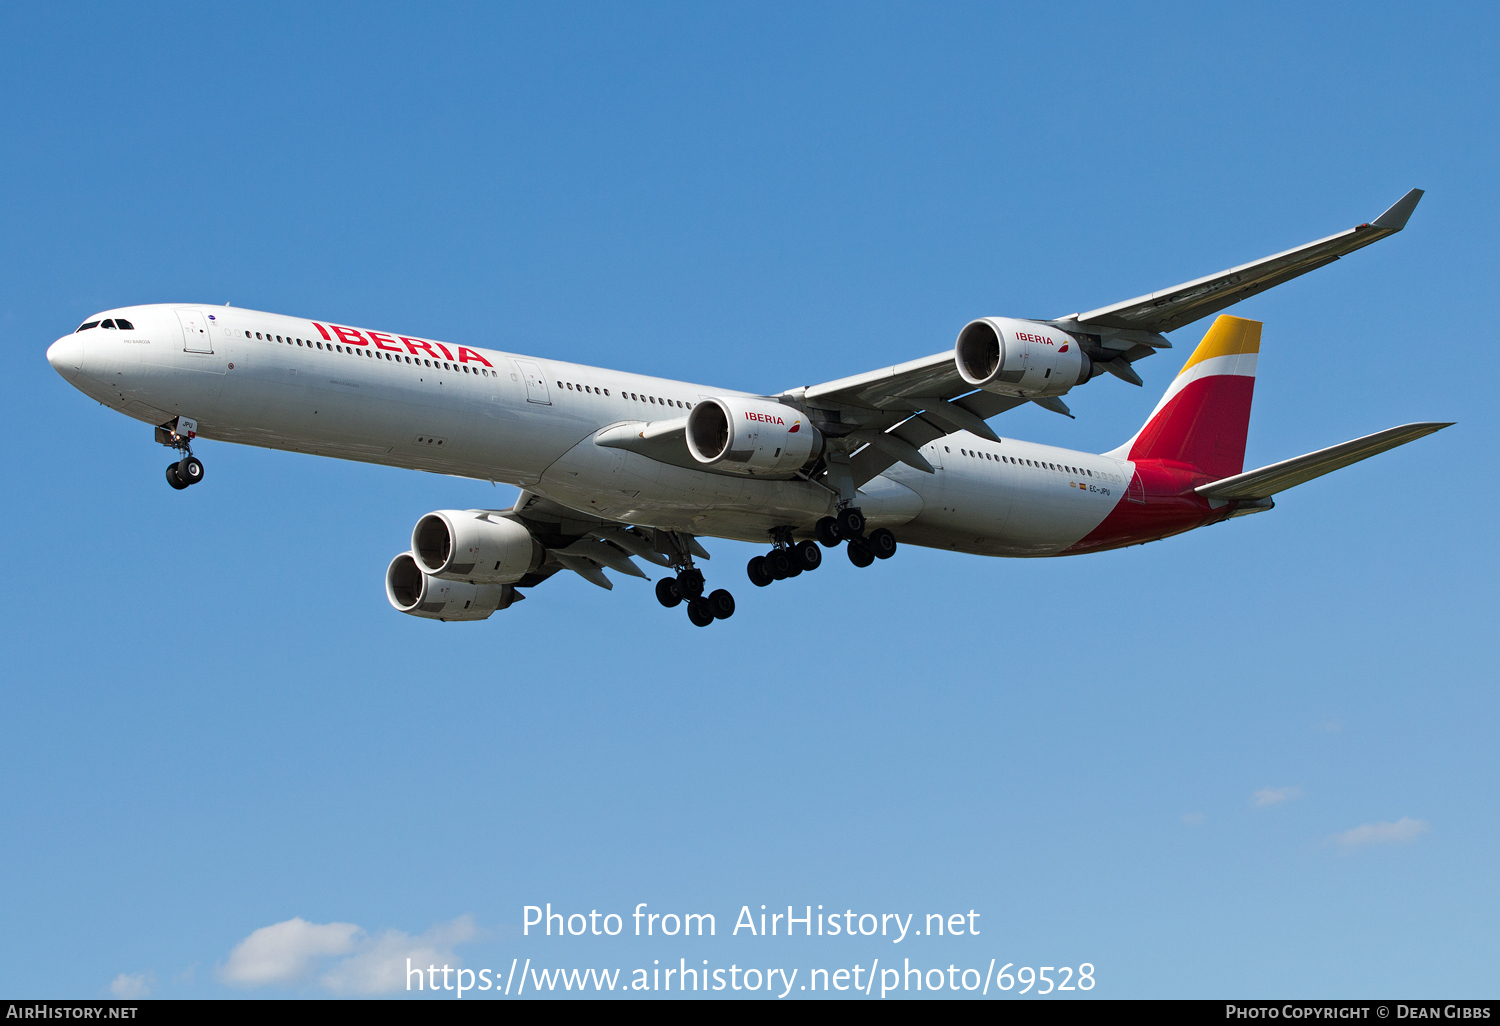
[1054, 189, 1423, 337]
[791, 190, 1425, 490]
[505, 490, 707, 592]
[1195, 422, 1451, 503]
[786, 352, 1031, 488]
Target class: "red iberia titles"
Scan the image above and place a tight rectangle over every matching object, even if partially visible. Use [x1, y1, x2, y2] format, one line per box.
[309, 322, 493, 367]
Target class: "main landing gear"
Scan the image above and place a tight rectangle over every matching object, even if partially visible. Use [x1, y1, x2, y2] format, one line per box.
[655, 564, 735, 628]
[746, 529, 823, 588]
[812, 507, 897, 569]
[157, 420, 206, 491]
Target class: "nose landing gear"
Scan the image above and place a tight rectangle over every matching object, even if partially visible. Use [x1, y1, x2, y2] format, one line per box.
[157, 419, 205, 490]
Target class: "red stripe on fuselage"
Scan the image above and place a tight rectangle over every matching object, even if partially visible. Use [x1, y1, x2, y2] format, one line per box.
[1063, 459, 1227, 554]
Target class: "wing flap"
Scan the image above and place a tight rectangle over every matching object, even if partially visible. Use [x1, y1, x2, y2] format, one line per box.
[1195, 421, 1451, 501]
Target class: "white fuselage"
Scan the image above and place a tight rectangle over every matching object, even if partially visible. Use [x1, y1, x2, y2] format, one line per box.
[52, 304, 1139, 556]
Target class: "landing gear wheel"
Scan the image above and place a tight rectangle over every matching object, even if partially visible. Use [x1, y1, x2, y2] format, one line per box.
[747, 555, 773, 587]
[177, 455, 205, 485]
[686, 597, 714, 627]
[677, 567, 705, 600]
[655, 577, 683, 607]
[766, 548, 792, 580]
[815, 516, 842, 547]
[793, 539, 823, 571]
[165, 463, 189, 490]
[868, 528, 897, 560]
[836, 507, 865, 538]
[708, 589, 736, 619]
[847, 539, 875, 568]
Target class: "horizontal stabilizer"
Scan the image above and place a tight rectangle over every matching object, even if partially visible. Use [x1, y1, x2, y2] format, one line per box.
[1195, 421, 1451, 502]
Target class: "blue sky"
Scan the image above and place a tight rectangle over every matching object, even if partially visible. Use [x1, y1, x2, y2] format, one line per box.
[2, 1, 1496, 1000]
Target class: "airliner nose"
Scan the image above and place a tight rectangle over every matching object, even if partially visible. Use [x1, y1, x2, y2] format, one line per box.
[47, 334, 83, 380]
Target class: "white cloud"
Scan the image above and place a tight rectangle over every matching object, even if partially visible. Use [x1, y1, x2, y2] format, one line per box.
[1181, 812, 1205, 826]
[219, 917, 360, 987]
[109, 972, 151, 998]
[321, 916, 478, 995]
[1252, 785, 1302, 807]
[218, 915, 478, 995]
[1331, 817, 1430, 850]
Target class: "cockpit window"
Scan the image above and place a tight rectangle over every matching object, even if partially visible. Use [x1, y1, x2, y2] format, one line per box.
[76, 321, 100, 332]
[114, 318, 134, 330]
[101, 319, 117, 329]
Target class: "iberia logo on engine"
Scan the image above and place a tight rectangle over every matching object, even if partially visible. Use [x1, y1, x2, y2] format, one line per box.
[1015, 331, 1054, 345]
[745, 411, 785, 425]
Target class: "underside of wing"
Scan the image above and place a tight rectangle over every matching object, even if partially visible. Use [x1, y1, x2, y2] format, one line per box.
[506, 491, 707, 590]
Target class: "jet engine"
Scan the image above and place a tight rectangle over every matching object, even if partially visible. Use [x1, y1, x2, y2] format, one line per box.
[685, 396, 823, 474]
[411, 510, 544, 584]
[385, 552, 522, 621]
[955, 317, 1092, 398]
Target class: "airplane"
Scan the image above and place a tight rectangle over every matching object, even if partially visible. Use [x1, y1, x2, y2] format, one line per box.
[46, 189, 1448, 627]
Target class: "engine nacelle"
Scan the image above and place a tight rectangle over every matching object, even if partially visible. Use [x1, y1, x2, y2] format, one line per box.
[685, 396, 823, 475]
[411, 510, 544, 584]
[955, 317, 1091, 398]
[386, 553, 521, 621]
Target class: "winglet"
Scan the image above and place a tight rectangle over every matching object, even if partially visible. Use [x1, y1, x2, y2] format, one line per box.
[1370, 188, 1424, 231]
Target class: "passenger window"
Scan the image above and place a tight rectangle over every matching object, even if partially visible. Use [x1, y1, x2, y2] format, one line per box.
[944, 446, 950, 453]
[567, 382, 573, 390]
[76, 321, 100, 332]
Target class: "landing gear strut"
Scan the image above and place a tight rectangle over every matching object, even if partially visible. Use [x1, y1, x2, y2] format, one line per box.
[157, 419, 205, 490]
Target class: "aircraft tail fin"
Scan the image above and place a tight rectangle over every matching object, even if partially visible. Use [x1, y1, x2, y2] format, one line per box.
[1107, 314, 1261, 479]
